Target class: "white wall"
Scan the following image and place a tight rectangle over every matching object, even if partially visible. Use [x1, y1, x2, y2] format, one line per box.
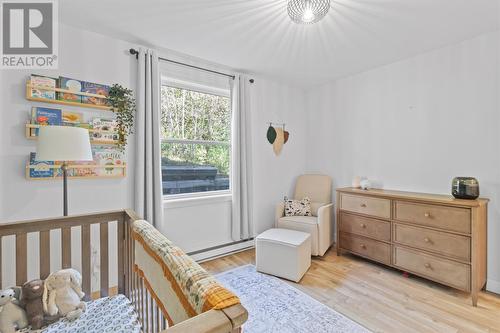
[0, 24, 308, 278]
[159, 76, 308, 252]
[305, 31, 500, 292]
[0, 24, 136, 290]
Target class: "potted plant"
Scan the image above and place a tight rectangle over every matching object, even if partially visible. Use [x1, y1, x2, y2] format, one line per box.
[108, 84, 136, 151]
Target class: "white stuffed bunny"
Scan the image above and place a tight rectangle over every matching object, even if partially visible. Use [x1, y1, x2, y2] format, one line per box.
[0, 287, 28, 333]
[42, 269, 86, 321]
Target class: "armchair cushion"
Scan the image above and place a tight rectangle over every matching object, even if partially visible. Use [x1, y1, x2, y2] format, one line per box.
[277, 216, 319, 255]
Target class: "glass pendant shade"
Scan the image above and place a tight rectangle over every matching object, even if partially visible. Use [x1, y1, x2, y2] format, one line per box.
[287, 0, 331, 24]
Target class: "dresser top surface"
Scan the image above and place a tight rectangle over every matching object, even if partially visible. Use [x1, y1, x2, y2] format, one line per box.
[337, 187, 488, 207]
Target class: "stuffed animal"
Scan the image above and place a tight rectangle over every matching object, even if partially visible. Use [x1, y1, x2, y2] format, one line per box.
[42, 269, 86, 321]
[21, 279, 58, 329]
[0, 287, 28, 333]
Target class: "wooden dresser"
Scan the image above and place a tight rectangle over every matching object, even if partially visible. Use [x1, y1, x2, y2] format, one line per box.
[336, 187, 488, 306]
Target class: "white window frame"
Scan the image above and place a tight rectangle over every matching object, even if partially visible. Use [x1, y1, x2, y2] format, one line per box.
[160, 77, 232, 201]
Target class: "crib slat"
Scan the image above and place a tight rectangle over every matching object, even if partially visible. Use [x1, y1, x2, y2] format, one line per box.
[145, 289, 150, 333]
[39, 231, 50, 279]
[61, 227, 71, 269]
[117, 218, 125, 295]
[100, 222, 109, 297]
[0, 236, 2, 290]
[16, 233, 27, 286]
[81, 224, 91, 301]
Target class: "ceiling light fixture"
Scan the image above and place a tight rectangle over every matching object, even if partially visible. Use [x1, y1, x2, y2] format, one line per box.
[287, 0, 331, 24]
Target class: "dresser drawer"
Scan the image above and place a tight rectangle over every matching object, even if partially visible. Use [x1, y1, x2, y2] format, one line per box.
[340, 213, 391, 242]
[340, 233, 391, 265]
[340, 194, 391, 219]
[394, 201, 471, 234]
[393, 223, 470, 262]
[393, 246, 470, 291]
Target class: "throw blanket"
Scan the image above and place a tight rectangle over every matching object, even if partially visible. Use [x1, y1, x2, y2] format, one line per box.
[132, 220, 240, 325]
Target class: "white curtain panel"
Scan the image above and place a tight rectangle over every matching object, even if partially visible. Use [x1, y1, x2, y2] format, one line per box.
[134, 48, 163, 226]
[230, 75, 254, 241]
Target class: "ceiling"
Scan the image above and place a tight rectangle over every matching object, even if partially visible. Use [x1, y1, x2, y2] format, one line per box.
[60, 0, 499, 87]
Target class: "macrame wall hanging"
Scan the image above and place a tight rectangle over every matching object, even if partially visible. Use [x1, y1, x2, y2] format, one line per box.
[266, 123, 289, 156]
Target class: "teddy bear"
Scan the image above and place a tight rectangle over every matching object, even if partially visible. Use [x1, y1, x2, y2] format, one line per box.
[0, 287, 28, 333]
[21, 279, 58, 330]
[42, 269, 86, 321]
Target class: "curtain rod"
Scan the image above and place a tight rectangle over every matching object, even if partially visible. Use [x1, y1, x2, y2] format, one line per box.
[129, 48, 237, 80]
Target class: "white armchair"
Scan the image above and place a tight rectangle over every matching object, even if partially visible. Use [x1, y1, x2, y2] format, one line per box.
[275, 174, 333, 256]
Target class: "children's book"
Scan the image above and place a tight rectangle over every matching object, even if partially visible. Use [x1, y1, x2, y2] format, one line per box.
[94, 148, 124, 176]
[91, 118, 119, 142]
[30, 74, 57, 100]
[62, 111, 83, 126]
[58, 77, 83, 103]
[29, 152, 54, 178]
[31, 107, 62, 135]
[81, 82, 110, 106]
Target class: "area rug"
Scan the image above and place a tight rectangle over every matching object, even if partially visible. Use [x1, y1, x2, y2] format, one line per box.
[216, 265, 370, 333]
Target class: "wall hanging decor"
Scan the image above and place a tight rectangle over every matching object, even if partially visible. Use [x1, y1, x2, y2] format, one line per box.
[267, 123, 289, 156]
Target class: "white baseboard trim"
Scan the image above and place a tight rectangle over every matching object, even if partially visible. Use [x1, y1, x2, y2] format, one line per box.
[190, 239, 255, 263]
[486, 279, 500, 294]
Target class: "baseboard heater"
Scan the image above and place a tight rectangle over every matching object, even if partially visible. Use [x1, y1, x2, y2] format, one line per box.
[189, 238, 255, 263]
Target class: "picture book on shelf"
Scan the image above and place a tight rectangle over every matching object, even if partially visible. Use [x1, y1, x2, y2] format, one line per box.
[94, 148, 124, 176]
[54, 159, 97, 178]
[62, 111, 83, 126]
[82, 82, 110, 106]
[58, 77, 83, 103]
[30, 74, 57, 100]
[92, 118, 119, 142]
[31, 107, 62, 135]
[29, 152, 54, 178]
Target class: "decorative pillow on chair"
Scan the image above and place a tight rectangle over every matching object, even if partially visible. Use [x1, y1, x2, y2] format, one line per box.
[284, 196, 312, 217]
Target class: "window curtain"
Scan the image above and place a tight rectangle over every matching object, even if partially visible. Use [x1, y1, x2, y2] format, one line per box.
[230, 74, 254, 241]
[134, 48, 163, 226]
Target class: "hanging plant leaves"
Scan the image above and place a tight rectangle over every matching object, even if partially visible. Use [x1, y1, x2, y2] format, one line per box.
[266, 125, 277, 144]
[284, 130, 290, 144]
[108, 84, 136, 152]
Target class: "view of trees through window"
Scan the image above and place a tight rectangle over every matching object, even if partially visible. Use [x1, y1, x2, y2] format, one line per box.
[161, 85, 231, 195]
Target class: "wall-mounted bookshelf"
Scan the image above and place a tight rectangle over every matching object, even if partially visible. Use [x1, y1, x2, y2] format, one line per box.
[26, 163, 126, 180]
[25, 124, 120, 145]
[26, 80, 112, 111]
[25, 75, 127, 181]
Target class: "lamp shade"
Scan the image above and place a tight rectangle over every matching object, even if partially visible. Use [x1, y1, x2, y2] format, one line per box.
[36, 126, 93, 161]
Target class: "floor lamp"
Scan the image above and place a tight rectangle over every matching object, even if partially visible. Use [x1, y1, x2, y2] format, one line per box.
[36, 126, 93, 216]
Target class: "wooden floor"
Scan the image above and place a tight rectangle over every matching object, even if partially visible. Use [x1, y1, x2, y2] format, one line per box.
[201, 247, 500, 333]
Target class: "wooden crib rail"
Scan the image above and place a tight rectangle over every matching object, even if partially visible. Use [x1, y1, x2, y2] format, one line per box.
[0, 210, 129, 297]
[0, 210, 246, 333]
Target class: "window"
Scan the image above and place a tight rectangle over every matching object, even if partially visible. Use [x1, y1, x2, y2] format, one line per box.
[160, 82, 231, 197]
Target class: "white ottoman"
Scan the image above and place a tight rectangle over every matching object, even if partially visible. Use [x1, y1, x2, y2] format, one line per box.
[256, 228, 311, 282]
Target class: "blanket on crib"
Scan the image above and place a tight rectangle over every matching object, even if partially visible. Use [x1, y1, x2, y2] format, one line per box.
[19, 294, 141, 333]
[132, 220, 240, 324]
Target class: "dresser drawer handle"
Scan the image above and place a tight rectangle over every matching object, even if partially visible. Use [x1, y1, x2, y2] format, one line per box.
[424, 212, 431, 218]
[424, 263, 432, 269]
[360, 203, 367, 208]
[360, 223, 367, 228]
[424, 237, 431, 243]
[360, 244, 367, 249]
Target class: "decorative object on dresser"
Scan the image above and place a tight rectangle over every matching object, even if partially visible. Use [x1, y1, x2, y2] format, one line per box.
[336, 187, 488, 306]
[352, 176, 362, 188]
[452, 177, 479, 199]
[359, 178, 371, 190]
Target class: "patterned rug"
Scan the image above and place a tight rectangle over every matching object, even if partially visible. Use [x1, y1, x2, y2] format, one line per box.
[216, 265, 370, 333]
